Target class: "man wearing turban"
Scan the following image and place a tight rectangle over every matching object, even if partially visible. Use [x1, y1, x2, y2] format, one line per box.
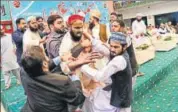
[85, 9, 110, 43]
[132, 13, 146, 36]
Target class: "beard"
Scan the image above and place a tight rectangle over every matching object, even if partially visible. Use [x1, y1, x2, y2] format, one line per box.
[29, 25, 38, 32]
[38, 23, 44, 31]
[110, 51, 117, 60]
[89, 22, 95, 30]
[21, 28, 26, 33]
[55, 28, 66, 34]
[137, 19, 142, 22]
[70, 30, 82, 42]
[110, 49, 124, 60]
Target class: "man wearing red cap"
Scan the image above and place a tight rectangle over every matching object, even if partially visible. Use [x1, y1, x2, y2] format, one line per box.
[59, 14, 90, 58]
[59, 14, 93, 111]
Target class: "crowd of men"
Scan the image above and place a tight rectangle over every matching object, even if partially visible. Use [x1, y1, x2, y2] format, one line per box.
[1, 10, 177, 112]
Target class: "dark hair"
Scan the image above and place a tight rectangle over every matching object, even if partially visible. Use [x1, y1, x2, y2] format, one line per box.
[47, 15, 62, 25]
[21, 46, 46, 78]
[113, 20, 125, 28]
[110, 12, 117, 17]
[36, 16, 43, 21]
[16, 18, 25, 25]
[93, 16, 99, 22]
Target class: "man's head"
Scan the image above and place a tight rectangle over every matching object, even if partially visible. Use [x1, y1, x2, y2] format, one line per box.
[110, 12, 118, 23]
[111, 20, 125, 32]
[136, 13, 143, 22]
[89, 10, 101, 29]
[16, 18, 27, 32]
[36, 16, 43, 25]
[0, 25, 5, 37]
[36, 16, 44, 31]
[68, 14, 84, 42]
[47, 15, 65, 34]
[168, 21, 172, 26]
[27, 16, 38, 32]
[21, 46, 49, 77]
[160, 23, 165, 28]
[109, 32, 127, 59]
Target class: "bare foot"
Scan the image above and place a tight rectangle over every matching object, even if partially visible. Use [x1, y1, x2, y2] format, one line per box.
[136, 72, 144, 77]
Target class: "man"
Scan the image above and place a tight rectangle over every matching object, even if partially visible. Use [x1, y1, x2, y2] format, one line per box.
[36, 16, 50, 38]
[1, 26, 21, 89]
[36, 16, 44, 32]
[132, 13, 146, 36]
[81, 32, 132, 112]
[46, 15, 66, 59]
[111, 20, 125, 33]
[175, 22, 178, 34]
[110, 12, 118, 24]
[106, 12, 118, 33]
[20, 46, 92, 112]
[87, 9, 109, 43]
[166, 21, 176, 33]
[23, 16, 46, 51]
[111, 20, 139, 86]
[59, 14, 90, 58]
[59, 14, 99, 111]
[158, 23, 167, 34]
[12, 18, 27, 66]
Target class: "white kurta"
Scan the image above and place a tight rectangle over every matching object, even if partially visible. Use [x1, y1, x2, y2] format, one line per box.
[1, 34, 19, 72]
[92, 24, 111, 41]
[81, 38, 127, 112]
[132, 20, 146, 35]
[23, 29, 43, 51]
[158, 28, 167, 34]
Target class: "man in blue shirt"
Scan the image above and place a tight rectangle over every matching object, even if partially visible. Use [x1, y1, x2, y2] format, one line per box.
[12, 18, 27, 66]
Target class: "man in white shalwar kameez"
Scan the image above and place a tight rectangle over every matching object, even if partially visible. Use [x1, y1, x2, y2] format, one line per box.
[132, 13, 146, 36]
[0, 26, 21, 89]
[23, 16, 46, 51]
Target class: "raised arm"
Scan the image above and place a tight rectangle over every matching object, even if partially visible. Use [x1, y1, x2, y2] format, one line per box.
[83, 31, 110, 57]
[81, 56, 127, 82]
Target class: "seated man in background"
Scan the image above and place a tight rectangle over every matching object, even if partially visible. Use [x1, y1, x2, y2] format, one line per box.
[20, 46, 90, 112]
[158, 23, 167, 35]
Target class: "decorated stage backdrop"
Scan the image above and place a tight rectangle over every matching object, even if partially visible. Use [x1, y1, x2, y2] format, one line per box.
[9, 1, 110, 27]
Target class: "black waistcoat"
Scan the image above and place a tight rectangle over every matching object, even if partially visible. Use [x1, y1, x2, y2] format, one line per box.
[110, 52, 132, 108]
[126, 43, 138, 77]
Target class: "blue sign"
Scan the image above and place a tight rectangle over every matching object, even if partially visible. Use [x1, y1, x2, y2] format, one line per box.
[9, 1, 109, 24]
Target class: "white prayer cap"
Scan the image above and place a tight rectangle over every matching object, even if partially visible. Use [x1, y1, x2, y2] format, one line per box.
[0, 25, 3, 29]
[136, 13, 143, 17]
[78, 11, 86, 17]
[27, 16, 36, 23]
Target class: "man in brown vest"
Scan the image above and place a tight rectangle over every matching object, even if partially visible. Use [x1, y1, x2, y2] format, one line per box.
[86, 9, 110, 43]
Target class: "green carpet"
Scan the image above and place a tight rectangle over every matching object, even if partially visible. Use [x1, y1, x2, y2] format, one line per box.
[133, 46, 178, 101]
[132, 69, 178, 112]
[1, 46, 178, 112]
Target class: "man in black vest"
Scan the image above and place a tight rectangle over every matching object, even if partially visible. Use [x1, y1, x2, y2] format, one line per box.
[81, 32, 132, 112]
[111, 19, 138, 86]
